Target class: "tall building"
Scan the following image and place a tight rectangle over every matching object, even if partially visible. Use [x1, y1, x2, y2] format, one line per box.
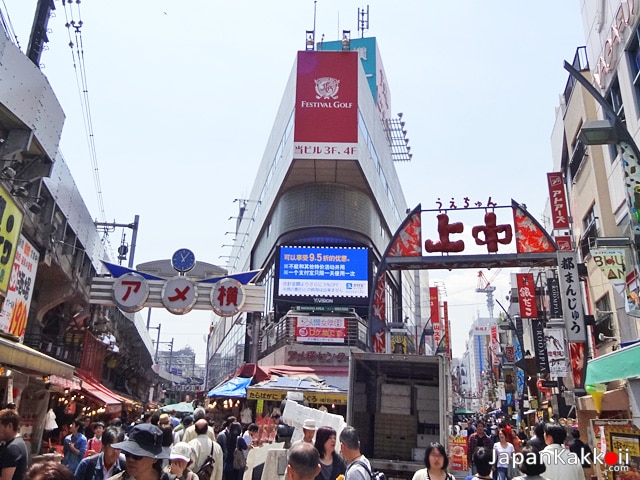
[549, 0, 640, 425]
[208, 35, 423, 388]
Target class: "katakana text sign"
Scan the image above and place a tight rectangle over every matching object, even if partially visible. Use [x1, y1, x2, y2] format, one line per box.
[113, 273, 150, 313]
[162, 277, 198, 314]
[547, 172, 570, 229]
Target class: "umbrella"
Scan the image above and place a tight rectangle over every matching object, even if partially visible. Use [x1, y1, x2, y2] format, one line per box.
[160, 402, 194, 414]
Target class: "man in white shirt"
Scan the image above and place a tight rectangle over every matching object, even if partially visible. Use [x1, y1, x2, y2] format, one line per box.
[540, 423, 584, 480]
[188, 419, 223, 480]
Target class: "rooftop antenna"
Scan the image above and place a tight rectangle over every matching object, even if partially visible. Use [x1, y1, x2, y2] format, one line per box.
[305, 1, 317, 51]
[358, 5, 370, 38]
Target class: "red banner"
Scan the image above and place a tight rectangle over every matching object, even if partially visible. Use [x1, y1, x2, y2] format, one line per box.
[547, 172, 570, 229]
[294, 51, 358, 159]
[430, 287, 440, 345]
[516, 273, 538, 318]
[79, 330, 107, 382]
[443, 301, 451, 361]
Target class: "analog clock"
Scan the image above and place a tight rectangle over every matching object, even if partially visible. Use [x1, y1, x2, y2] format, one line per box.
[171, 248, 196, 272]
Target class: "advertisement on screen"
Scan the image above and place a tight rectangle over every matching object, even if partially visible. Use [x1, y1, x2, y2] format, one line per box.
[277, 246, 368, 301]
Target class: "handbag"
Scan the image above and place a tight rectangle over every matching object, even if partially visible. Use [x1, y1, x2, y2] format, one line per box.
[233, 447, 247, 470]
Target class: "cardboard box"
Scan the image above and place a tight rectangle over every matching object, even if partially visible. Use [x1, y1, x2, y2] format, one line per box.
[381, 383, 411, 396]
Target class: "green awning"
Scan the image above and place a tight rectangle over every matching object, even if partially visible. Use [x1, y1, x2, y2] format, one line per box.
[0, 336, 74, 378]
[585, 342, 640, 385]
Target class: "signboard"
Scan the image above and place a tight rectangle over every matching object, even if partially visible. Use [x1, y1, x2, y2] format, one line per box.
[532, 320, 549, 374]
[544, 327, 567, 377]
[591, 248, 626, 295]
[430, 287, 441, 346]
[0, 235, 39, 339]
[557, 251, 586, 343]
[547, 172, 570, 229]
[211, 277, 246, 317]
[547, 277, 563, 318]
[246, 388, 346, 405]
[0, 186, 24, 295]
[516, 273, 538, 318]
[278, 246, 368, 298]
[294, 51, 358, 160]
[294, 316, 346, 343]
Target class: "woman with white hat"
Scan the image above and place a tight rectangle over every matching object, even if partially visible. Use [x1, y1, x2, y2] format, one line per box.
[107, 424, 171, 480]
[164, 442, 199, 480]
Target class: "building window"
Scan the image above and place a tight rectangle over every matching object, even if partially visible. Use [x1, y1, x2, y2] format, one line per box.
[594, 294, 615, 347]
[580, 206, 598, 259]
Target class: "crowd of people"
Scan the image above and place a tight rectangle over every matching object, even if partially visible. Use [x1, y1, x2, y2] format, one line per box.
[1, 404, 594, 480]
[463, 417, 590, 480]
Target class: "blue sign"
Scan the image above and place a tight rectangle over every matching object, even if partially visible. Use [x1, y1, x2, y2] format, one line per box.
[278, 246, 368, 298]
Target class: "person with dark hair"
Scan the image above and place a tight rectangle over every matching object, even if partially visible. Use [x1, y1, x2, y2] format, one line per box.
[287, 443, 321, 480]
[27, 461, 74, 480]
[87, 422, 105, 457]
[512, 446, 547, 480]
[240, 423, 259, 458]
[174, 416, 194, 444]
[526, 423, 545, 453]
[214, 416, 237, 464]
[74, 426, 126, 480]
[568, 428, 591, 469]
[468, 421, 493, 475]
[464, 447, 493, 480]
[107, 423, 171, 480]
[224, 422, 243, 480]
[0, 408, 28, 480]
[339, 427, 370, 480]
[493, 429, 515, 480]
[313, 426, 346, 480]
[412, 442, 454, 480]
[540, 423, 582, 480]
[63, 418, 88, 474]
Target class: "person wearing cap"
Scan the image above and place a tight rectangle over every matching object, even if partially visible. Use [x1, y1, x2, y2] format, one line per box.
[107, 423, 171, 480]
[74, 426, 126, 480]
[293, 420, 317, 446]
[174, 416, 194, 444]
[164, 443, 198, 480]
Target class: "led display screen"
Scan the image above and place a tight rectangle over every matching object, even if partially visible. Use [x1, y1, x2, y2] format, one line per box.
[278, 246, 368, 298]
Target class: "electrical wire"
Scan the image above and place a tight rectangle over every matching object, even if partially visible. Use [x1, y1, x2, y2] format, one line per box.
[61, 1, 107, 228]
[0, 0, 21, 49]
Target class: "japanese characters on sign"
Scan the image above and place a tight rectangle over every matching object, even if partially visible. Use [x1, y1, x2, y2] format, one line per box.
[544, 327, 568, 377]
[294, 316, 346, 343]
[424, 208, 512, 254]
[112, 273, 150, 313]
[286, 347, 348, 364]
[516, 273, 538, 319]
[556, 251, 586, 343]
[162, 277, 197, 315]
[0, 235, 39, 339]
[211, 277, 245, 317]
[0, 186, 24, 295]
[546, 173, 570, 229]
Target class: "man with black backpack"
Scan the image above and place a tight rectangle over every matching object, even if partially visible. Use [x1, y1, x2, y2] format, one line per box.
[340, 427, 384, 480]
[74, 426, 126, 480]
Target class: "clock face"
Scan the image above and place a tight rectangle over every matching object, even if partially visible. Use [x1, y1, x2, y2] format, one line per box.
[171, 248, 196, 272]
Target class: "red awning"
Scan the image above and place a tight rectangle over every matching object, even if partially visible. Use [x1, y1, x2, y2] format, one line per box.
[77, 372, 123, 414]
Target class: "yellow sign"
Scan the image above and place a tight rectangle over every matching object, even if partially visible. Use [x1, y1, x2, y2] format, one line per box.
[247, 388, 347, 405]
[0, 186, 24, 295]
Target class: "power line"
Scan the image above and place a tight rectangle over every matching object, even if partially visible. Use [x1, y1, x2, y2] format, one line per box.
[61, 1, 107, 226]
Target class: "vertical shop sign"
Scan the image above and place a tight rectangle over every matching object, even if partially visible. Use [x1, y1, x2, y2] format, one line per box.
[557, 251, 586, 342]
[516, 273, 538, 318]
[544, 327, 567, 377]
[430, 287, 441, 346]
[490, 325, 501, 366]
[532, 320, 549, 374]
[547, 172, 570, 229]
[546, 277, 563, 318]
[0, 235, 39, 339]
[0, 186, 24, 295]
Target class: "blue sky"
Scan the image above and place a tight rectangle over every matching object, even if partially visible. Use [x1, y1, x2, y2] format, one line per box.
[4, 1, 585, 362]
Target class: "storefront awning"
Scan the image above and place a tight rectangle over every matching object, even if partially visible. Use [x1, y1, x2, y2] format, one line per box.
[0, 336, 74, 378]
[585, 342, 640, 385]
[208, 376, 252, 398]
[246, 376, 347, 405]
[76, 373, 124, 414]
